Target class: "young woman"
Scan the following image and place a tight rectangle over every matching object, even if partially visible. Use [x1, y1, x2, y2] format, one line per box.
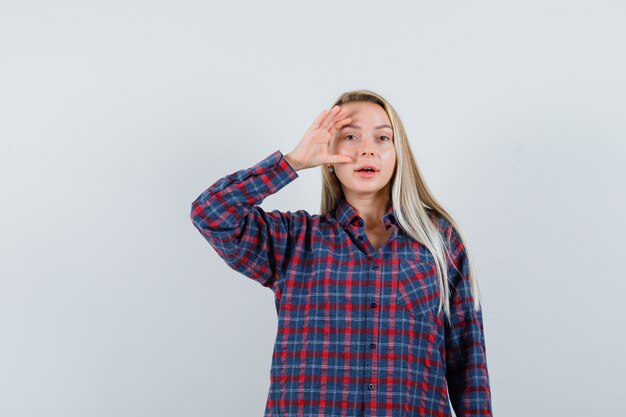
[191, 90, 493, 416]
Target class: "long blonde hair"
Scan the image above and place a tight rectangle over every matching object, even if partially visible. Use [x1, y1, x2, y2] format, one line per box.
[320, 89, 482, 324]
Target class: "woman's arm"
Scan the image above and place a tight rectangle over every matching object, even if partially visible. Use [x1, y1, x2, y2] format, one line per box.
[444, 224, 493, 416]
[190, 149, 301, 290]
[190, 105, 354, 291]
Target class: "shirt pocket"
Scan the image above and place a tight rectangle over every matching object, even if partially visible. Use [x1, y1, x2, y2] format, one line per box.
[395, 260, 440, 318]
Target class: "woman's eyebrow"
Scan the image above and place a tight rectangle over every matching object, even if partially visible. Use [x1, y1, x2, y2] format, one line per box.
[341, 124, 393, 130]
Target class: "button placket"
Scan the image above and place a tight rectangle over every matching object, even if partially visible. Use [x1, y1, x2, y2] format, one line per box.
[366, 257, 380, 399]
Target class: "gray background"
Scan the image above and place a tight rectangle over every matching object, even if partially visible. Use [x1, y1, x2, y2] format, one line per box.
[1, 1, 625, 416]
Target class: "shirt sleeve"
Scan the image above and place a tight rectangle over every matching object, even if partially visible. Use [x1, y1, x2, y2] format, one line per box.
[443, 223, 493, 416]
[190, 149, 300, 290]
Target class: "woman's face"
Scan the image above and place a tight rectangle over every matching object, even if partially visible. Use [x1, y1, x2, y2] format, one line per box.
[330, 101, 397, 198]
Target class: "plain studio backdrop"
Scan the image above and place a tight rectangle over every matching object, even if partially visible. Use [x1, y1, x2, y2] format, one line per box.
[1, 1, 625, 416]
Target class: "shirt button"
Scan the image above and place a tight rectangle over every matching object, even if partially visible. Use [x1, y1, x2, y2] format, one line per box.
[372, 264, 378, 270]
[370, 302, 377, 309]
[368, 383, 374, 390]
[369, 343, 376, 349]
[357, 235, 363, 240]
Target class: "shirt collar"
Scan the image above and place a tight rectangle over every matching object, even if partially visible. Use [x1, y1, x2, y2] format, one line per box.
[334, 196, 397, 230]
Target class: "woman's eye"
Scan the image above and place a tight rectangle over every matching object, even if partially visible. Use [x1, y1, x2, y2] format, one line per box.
[380, 136, 391, 141]
[345, 135, 356, 140]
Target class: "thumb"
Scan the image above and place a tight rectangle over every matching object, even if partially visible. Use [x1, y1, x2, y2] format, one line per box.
[327, 154, 354, 165]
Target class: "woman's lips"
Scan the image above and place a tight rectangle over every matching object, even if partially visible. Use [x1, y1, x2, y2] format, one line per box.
[355, 170, 377, 178]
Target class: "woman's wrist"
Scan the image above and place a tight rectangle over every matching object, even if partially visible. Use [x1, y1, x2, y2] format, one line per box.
[284, 152, 303, 171]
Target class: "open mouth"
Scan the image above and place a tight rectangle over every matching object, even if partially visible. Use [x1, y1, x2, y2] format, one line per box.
[355, 168, 379, 178]
[354, 165, 380, 173]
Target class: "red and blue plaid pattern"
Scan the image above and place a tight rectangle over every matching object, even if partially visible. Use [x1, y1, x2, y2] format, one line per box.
[191, 150, 493, 416]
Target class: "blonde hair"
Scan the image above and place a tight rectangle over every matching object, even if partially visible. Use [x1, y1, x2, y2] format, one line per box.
[320, 89, 482, 324]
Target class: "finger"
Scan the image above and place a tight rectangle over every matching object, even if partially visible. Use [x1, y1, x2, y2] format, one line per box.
[328, 116, 352, 134]
[320, 107, 339, 129]
[330, 105, 346, 123]
[320, 105, 342, 130]
[312, 109, 329, 129]
[330, 108, 351, 129]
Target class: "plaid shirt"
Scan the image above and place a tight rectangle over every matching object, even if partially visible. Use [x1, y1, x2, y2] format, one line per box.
[190, 150, 493, 417]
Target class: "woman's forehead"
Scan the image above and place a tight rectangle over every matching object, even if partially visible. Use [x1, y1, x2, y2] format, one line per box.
[342, 102, 391, 125]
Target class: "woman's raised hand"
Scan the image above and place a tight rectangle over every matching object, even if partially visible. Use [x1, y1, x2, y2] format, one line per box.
[284, 105, 354, 171]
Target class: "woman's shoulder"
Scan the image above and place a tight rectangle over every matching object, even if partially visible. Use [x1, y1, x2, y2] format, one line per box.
[427, 211, 459, 243]
[426, 211, 450, 232]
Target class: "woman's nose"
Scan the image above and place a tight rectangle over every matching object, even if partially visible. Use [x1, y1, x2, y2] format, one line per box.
[358, 140, 375, 155]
